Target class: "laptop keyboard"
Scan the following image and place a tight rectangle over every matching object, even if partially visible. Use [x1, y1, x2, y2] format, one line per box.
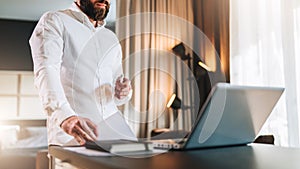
[151, 138, 187, 149]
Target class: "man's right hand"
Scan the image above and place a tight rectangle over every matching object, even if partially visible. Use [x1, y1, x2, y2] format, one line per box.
[61, 116, 98, 145]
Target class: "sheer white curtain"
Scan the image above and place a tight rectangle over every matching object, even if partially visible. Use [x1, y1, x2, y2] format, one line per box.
[231, 0, 300, 147]
[116, 0, 194, 138]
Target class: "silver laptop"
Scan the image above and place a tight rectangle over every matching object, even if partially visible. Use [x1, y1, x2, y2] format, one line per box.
[152, 83, 284, 150]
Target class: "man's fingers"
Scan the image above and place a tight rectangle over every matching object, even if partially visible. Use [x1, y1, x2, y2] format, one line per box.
[119, 86, 131, 93]
[85, 119, 99, 138]
[115, 78, 131, 99]
[121, 78, 130, 85]
[80, 120, 98, 140]
[82, 118, 97, 129]
[73, 132, 86, 145]
[115, 91, 131, 99]
[115, 76, 131, 99]
[61, 116, 99, 145]
[115, 89, 129, 95]
[61, 116, 78, 135]
[73, 125, 93, 141]
[116, 78, 131, 90]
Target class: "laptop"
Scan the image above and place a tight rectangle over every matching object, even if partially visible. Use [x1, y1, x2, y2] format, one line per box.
[86, 83, 284, 151]
[152, 83, 284, 150]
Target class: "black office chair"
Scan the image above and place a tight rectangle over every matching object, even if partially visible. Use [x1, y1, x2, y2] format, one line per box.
[253, 135, 274, 145]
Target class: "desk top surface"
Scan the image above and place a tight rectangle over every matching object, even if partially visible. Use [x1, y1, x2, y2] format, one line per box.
[49, 144, 300, 169]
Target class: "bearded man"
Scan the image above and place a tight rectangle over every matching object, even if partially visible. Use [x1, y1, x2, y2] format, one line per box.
[29, 0, 133, 148]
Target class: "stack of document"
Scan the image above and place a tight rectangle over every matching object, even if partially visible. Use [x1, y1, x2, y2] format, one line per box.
[85, 140, 154, 153]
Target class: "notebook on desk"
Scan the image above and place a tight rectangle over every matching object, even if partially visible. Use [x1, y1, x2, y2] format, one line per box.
[151, 83, 284, 150]
[86, 83, 284, 152]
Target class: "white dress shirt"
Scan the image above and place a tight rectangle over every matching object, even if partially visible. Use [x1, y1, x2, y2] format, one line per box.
[29, 3, 132, 145]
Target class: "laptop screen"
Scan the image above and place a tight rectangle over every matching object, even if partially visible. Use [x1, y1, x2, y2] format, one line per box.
[184, 83, 284, 149]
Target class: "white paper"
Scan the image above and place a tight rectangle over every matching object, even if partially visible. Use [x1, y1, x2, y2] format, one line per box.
[63, 147, 114, 156]
[63, 146, 168, 157]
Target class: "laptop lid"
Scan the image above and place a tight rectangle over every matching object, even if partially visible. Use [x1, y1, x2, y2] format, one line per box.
[183, 83, 284, 149]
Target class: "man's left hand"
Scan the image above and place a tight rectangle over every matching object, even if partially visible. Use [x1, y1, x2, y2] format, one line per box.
[115, 76, 131, 99]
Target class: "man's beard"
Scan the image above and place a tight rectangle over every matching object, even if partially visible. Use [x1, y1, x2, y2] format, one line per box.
[79, 0, 110, 21]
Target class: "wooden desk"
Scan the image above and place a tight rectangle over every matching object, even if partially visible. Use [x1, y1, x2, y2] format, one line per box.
[49, 144, 300, 169]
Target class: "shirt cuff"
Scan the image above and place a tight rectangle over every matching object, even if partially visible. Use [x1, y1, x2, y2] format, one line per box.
[51, 103, 77, 127]
[114, 89, 133, 106]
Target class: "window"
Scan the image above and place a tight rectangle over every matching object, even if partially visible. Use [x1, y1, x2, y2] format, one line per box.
[230, 0, 300, 147]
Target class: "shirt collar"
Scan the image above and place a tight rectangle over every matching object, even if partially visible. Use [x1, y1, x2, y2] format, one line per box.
[68, 2, 106, 29]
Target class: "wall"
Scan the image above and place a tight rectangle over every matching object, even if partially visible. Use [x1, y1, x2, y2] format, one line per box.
[0, 19, 37, 71]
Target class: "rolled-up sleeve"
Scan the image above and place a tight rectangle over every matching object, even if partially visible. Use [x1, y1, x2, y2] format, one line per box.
[29, 12, 76, 127]
[112, 46, 132, 106]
